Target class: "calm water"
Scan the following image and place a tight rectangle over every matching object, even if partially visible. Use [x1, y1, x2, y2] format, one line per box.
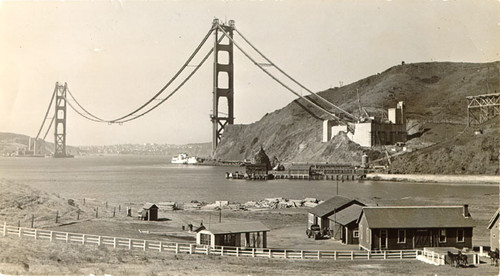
[0, 155, 497, 211]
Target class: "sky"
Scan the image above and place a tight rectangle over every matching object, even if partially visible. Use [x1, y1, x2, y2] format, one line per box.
[0, 0, 499, 146]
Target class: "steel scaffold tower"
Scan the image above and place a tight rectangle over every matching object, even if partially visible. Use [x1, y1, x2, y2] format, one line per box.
[466, 93, 500, 126]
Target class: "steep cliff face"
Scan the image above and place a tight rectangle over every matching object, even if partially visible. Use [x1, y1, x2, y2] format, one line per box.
[214, 61, 500, 173]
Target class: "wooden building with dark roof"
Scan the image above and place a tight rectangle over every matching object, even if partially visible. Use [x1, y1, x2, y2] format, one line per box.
[328, 204, 364, 244]
[308, 196, 365, 238]
[358, 205, 475, 251]
[487, 207, 500, 251]
[196, 221, 270, 248]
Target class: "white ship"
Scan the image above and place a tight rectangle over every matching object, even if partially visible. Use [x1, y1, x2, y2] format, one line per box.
[171, 153, 198, 164]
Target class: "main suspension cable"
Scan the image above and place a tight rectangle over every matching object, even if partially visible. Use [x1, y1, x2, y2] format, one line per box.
[34, 87, 57, 140]
[113, 44, 216, 123]
[60, 26, 215, 124]
[217, 25, 343, 121]
[109, 27, 215, 123]
[234, 28, 357, 121]
[66, 87, 107, 122]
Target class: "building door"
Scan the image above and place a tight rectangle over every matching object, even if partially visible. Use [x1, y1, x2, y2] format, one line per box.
[380, 230, 388, 249]
[414, 229, 431, 248]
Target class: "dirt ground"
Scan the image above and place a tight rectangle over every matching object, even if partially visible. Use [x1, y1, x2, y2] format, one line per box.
[1, 234, 499, 276]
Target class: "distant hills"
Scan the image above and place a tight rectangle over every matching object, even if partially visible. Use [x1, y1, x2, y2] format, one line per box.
[214, 61, 500, 175]
[0, 132, 212, 158]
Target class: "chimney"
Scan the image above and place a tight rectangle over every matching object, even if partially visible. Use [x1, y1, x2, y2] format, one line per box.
[463, 204, 470, 217]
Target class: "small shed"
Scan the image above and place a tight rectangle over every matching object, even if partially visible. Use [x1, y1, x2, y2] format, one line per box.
[140, 203, 159, 221]
[487, 207, 500, 251]
[358, 205, 475, 251]
[196, 221, 270, 248]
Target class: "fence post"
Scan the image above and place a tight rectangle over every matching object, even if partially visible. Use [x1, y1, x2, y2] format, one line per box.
[400, 250, 403, 259]
[269, 249, 272, 259]
[82, 234, 85, 245]
[98, 236, 101, 246]
[49, 231, 53, 242]
[284, 249, 287, 259]
[318, 251, 321, 260]
[189, 244, 193, 254]
[34, 229, 38, 240]
[236, 247, 239, 257]
[144, 240, 147, 251]
[206, 246, 209, 255]
[383, 251, 387, 260]
[159, 241, 163, 252]
[18, 227, 22, 237]
[252, 248, 255, 258]
[31, 215, 34, 228]
[3, 222, 6, 237]
[175, 243, 179, 254]
[301, 250, 304, 259]
[351, 251, 354, 260]
[65, 232, 69, 243]
[128, 239, 131, 249]
[367, 250, 370, 260]
[334, 251, 337, 260]
[113, 237, 117, 248]
[221, 246, 224, 256]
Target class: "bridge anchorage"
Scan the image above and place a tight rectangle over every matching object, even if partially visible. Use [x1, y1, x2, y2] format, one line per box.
[33, 18, 353, 158]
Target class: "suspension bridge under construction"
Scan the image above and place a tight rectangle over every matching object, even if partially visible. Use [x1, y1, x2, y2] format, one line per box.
[29, 18, 358, 158]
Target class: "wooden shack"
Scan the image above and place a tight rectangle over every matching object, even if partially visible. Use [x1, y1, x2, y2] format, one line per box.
[196, 221, 270, 248]
[358, 205, 475, 251]
[328, 204, 364, 244]
[140, 203, 159, 221]
[308, 196, 365, 241]
[487, 207, 500, 251]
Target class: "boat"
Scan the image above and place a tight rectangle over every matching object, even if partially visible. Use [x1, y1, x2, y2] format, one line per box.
[171, 153, 198, 164]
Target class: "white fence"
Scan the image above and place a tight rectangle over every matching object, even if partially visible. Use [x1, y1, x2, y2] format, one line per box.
[2, 222, 417, 260]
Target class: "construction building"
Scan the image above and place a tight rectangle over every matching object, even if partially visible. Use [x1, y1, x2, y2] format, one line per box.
[323, 101, 407, 147]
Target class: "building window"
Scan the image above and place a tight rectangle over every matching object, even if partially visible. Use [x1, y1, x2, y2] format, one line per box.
[354, 230, 359, 238]
[398, 229, 406, 243]
[457, 229, 464, 243]
[200, 233, 211, 245]
[222, 234, 236, 246]
[439, 229, 446, 243]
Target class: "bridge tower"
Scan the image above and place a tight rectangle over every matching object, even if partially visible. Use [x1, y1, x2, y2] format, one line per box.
[211, 19, 235, 153]
[54, 82, 69, 158]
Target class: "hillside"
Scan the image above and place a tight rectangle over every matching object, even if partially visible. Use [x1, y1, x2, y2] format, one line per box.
[214, 61, 500, 174]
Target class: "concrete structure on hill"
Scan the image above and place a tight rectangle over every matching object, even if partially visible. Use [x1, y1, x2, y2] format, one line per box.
[323, 101, 407, 147]
[487, 208, 500, 251]
[358, 205, 475, 251]
[196, 221, 270, 248]
[308, 196, 365, 244]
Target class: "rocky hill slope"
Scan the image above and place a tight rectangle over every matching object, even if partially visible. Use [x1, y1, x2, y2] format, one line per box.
[214, 61, 500, 174]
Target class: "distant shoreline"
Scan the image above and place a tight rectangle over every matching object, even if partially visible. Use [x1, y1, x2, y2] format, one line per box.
[366, 173, 500, 185]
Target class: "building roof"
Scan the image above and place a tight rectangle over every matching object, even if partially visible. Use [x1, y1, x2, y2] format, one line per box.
[487, 208, 500, 229]
[205, 221, 270, 235]
[142, 203, 158, 210]
[327, 204, 364, 226]
[309, 196, 364, 217]
[361, 206, 475, 229]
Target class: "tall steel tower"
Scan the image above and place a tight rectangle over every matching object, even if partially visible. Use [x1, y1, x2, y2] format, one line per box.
[211, 19, 235, 153]
[54, 82, 69, 158]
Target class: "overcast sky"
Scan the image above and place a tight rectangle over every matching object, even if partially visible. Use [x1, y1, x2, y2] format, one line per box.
[1, 0, 499, 146]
